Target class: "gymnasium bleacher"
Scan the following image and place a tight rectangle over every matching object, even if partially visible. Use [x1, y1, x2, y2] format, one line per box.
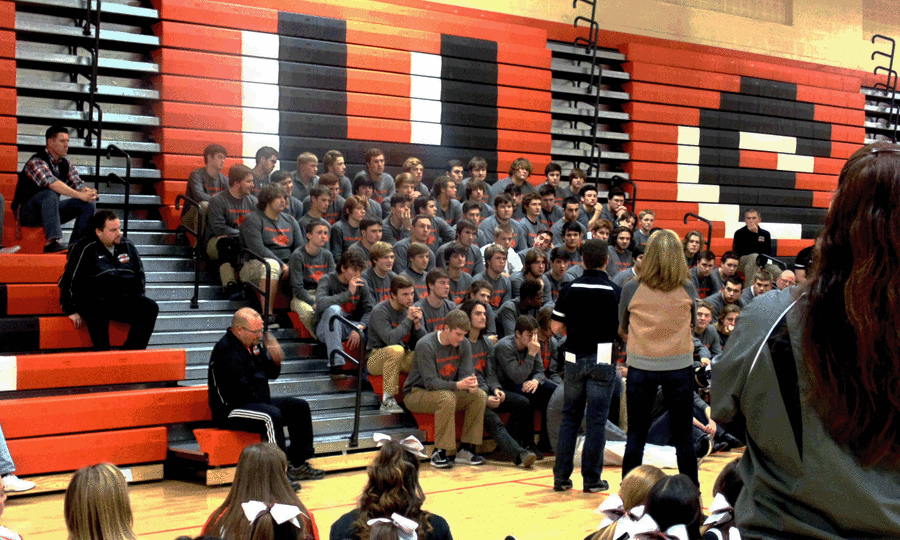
[0, 0, 890, 493]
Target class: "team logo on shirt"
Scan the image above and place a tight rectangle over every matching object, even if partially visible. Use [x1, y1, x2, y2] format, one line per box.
[117, 253, 130, 264]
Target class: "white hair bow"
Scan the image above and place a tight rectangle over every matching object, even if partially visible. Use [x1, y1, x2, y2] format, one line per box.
[367, 513, 419, 540]
[373, 432, 428, 458]
[595, 493, 645, 530]
[241, 501, 306, 529]
[703, 493, 735, 528]
[631, 515, 689, 540]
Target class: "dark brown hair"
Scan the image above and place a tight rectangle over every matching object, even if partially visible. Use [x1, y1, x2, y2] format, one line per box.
[804, 142, 900, 466]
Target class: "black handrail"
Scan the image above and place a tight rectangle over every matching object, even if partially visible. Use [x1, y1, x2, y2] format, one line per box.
[175, 194, 202, 309]
[106, 144, 132, 234]
[329, 348, 363, 448]
[106, 173, 130, 235]
[612, 175, 637, 210]
[683, 212, 713, 250]
[572, 0, 604, 186]
[872, 35, 899, 143]
[84, 0, 102, 155]
[241, 247, 276, 332]
[88, 102, 103, 190]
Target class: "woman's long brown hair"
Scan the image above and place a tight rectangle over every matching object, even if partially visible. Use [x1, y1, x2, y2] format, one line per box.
[804, 141, 900, 466]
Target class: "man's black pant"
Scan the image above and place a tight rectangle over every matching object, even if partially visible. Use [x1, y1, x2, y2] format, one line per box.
[507, 380, 558, 448]
[78, 295, 159, 351]
[224, 397, 315, 465]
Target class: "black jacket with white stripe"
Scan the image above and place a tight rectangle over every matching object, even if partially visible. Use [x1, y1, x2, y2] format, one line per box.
[207, 330, 280, 423]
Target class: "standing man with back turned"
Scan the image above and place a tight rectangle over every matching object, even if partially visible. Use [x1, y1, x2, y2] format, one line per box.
[551, 239, 621, 493]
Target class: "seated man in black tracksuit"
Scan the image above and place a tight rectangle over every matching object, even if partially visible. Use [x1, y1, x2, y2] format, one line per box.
[58, 210, 159, 351]
[208, 307, 325, 483]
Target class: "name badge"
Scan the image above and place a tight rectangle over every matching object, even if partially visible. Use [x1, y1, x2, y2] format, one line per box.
[597, 343, 613, 365]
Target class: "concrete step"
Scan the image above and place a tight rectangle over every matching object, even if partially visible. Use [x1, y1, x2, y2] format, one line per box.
[547, 41, 627, 62]
[16, 49, 159, 76]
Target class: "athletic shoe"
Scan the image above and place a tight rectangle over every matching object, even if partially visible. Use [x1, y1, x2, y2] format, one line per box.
[430, 449, 453, 469]
[583, 480, 610, 493]
[454, 449, 485, 466]
[515, 451, 537, 468]
[0, 246, 21, 255]
[290, 480, 303, 491]
[289, 462, 325, 480]
[553, 479, 573, 492]
[43, 240, 67, 253]
[526, 445, 544, 460]
[2, 474, 35, 492]
[379, 395, 404, 414]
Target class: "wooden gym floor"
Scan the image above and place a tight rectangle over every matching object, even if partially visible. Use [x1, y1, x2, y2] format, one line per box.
[4, 451, 740, 540]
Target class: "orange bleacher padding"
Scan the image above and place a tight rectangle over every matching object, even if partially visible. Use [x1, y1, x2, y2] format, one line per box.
[0, 254, 65, 283]
[709, 238, 732, 255]
[739, 150, 778, 170]
[775, 239, 815, 257]
[655, 220, 726, 238]
[624, 161, 679, 183]
[814, 104, 865, 127]
[624, 123, 678, 145]
[347, 117, 411, 145]
[626, 62, 740, 93]
[625, 82, 720, 109]
[0, 3, 13, 32]
[152, 48, 242, 80]
[154, 21, 243, 56]
[498, 130, 551, 154]
[346, 22, 440, 56]
[0, 81, 13, 116]
[0, 386, 209, 438]
[633, 202, 699, 221]
[0, 145, 16, 173]
[155, 101, 242, 132]
[155, 129, 243, 157]
[194, 428, 262, 467]
[156, 181, 188, 205]
[285, 312, 313, 339]
[0, 115, 16, 145]
[625, 102, 700, 126]
[157, 0, 277, 33]
[830, 125, 865, 144]
[13, 349, 186, 391]
[38, 316, 130, 350]
[498, 109, 552, 134]
[830, 141, 858, 160]
[346, 69, 410, 97]
[1, 225, 46, 254]
[0, 30, 11, 59]
[7, 427, 168, 476]
[795, 173, 837, 192]
[813, 156, 844, 176]
[812, 191, 834, 209]
[159, 205, 181, 231]
[625, 142, 679, 163]
[497, 64, 551, 92]
[367, 373, 407, 402]
[497, 87, 553, 115]
[4, 284, 61, 315]
[158, 74, 242, 107]
[346, 44, 411, 77]
[796, 85, 866, 109]
[634, 181, 678, 202]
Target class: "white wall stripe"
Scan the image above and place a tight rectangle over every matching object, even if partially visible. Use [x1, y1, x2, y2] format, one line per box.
[677, 164, 699, 184]
[242, 31, 279, 59]
[677, 145, 700, 165]
[0, 356, 17, 391]
[777, 154, 815, 173]
[242, 82, 279, 109]
[764, 223, 803, 240]
[740, 131, 797, 154]
[242, 108, 280, 135]
[410, 98, 441, 124]
[410, 121, 442, 145]
[677, 183, 719, 203]
[410, 51, 442, 78]
[242, 56, 279, 85]
[677, 126, 700, 146]
[243, 133, 281, 161]
[698, 202, 740, 227]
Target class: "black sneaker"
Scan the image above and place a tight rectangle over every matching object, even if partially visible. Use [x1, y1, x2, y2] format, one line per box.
[289, 479, 302, 491]
[44, 240, 67, 253]
[527, 445, 544, 461]
[289, 462, 325, 481]
[430, 449, 453, 469]
[583, 480, 609, 493]
[553, 479, 573, 491]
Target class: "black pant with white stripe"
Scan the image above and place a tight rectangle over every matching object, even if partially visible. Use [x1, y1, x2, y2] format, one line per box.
[224, 397, 314, 465]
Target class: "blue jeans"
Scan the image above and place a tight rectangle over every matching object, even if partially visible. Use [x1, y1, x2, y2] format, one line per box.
[315, 305, 364, 366]
[0, 423, 15, 475]
[622, 366, 698, 485]
[553, 354, 615, 486]
[18, 189, 95, 243]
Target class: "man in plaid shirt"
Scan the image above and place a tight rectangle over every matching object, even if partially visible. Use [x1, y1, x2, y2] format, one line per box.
[12, 126, 98, 253]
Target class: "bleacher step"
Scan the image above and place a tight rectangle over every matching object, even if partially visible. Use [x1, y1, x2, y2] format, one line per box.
[547, 41, 627, 62]
[551, 126, 630, 142]
[16, 78, 159, 101]
[551, 59, 630, 81]
[156, 299, 246, 312]
[551, 147, 630, 161]
[15, 20, 160, 50]
[551, 105, 630, 122]
[17, 106, 161, 128]
[551, 83, 630, 101]
[153, 313, 234, 332]
[17, 134, 160, 154]
[15, 49, 160, 76]
[183, 357, 328, 381]
[14, 0, 159, 24]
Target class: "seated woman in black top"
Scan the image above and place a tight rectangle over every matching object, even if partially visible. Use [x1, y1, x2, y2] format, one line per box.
[330, 437, 452, 540]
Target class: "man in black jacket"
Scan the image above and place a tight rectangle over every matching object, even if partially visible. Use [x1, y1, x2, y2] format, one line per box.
[208, 307, 324, 483]
[58, 210, 158, 350]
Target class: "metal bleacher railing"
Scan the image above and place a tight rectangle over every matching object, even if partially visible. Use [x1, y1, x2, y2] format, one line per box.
[871, 34, 898, 143]
[173, 194, 203, 309]
[105, 143, 131, 234]
[572, 0, 604, 183]
[327, 313, 366, 449]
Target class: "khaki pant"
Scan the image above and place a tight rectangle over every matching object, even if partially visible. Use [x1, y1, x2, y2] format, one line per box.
[405, 388, 487, 452]
[239, 258, 282, 283]
[206, 236, 236, 286]
[367, 345, 415, 396]
[181, 200, 209, 236]
[290, 296, 316, 338]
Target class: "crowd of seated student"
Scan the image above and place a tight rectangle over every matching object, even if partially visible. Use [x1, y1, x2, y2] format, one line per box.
[180, 144, 813, 471]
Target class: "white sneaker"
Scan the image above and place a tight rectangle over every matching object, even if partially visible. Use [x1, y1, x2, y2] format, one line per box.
[454, 449, 485, 466]
[2, 474, 35, 492]
[379, 395, 404, 414]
